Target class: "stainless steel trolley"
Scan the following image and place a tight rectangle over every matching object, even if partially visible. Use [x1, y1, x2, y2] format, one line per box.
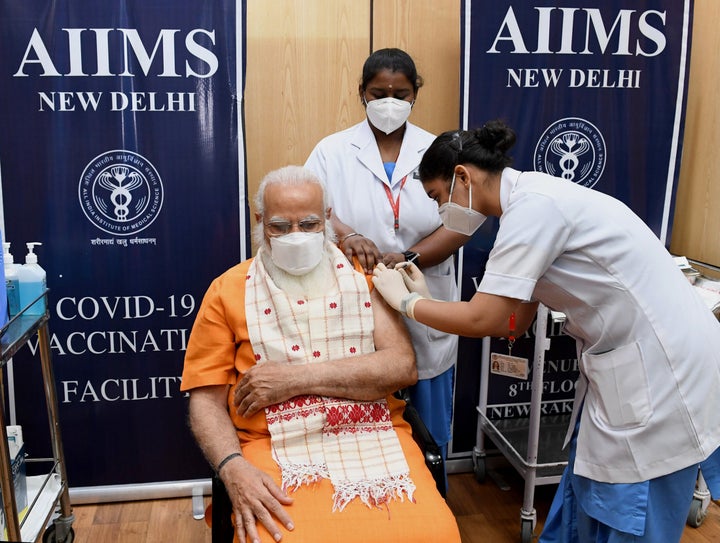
[0, 291, 74, 542]
[686, 280, 720, 529]
[472, 304, 570, 543]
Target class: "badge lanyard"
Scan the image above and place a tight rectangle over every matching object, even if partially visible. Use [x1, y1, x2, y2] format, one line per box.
[382, 175, 408, 231]
[489, 311, 529, 380]
[508, 312, 516, 355]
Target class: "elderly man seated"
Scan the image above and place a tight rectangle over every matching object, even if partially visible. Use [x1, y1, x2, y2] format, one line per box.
[181, 165, 460, 543]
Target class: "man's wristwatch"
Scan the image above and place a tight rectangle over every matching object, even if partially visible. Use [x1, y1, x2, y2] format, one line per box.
[402, 250, 419, 264]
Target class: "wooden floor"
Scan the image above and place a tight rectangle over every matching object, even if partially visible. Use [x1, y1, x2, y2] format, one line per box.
[447, 466, 720, 543]
[70, 465, 720, 542]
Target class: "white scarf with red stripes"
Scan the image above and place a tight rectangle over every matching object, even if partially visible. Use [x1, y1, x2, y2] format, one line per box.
[245, 245, 414, 510]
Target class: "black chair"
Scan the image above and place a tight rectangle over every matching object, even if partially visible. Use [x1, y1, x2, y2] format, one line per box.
[395, 387, 446, 498]
[210, 390, 445, 542]
[212, 473, 235, 543]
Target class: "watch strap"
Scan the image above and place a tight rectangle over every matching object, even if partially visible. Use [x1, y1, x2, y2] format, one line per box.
[402, 250, 419, 264]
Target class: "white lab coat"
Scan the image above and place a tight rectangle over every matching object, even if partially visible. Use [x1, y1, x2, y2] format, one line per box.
[479, 167, 720, 483]
[305, 120, 458, 380]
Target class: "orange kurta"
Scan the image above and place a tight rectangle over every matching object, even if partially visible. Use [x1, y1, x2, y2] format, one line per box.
[181, 258, 460, 543]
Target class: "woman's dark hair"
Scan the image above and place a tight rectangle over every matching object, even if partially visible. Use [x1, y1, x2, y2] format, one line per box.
[418, 120, 516, 182]
[359, 48, 424, 93]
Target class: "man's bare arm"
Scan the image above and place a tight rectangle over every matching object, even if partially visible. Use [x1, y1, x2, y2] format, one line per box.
[188, 385, 294, 542]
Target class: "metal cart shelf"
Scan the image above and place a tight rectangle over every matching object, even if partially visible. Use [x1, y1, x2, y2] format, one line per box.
[0, 291, 74, 542]
[472, 304, 569, 543]
[686, 276, 720, 530]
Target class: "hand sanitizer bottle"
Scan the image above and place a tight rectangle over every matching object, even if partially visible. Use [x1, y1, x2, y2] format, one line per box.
[3, 243, 21, 317]
[18, 242, 47, 316]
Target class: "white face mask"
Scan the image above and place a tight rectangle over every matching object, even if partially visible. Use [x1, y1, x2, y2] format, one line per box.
[364, 97, 413, 135]
[269, 232, 325, 276]
[438, 174, 487, 236]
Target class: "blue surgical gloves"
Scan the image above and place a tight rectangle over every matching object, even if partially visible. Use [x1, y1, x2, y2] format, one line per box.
[372, 262, 431, 319]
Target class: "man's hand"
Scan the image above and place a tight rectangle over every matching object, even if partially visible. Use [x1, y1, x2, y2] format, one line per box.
[395, 261, 432, 299]
[234, 362, 303, 417]
[223, 457, 294, 543]
[372, 263, 411, 312]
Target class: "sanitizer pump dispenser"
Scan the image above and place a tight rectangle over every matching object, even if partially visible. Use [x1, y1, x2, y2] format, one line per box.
[3, 243, 21, 317]
[18, 242, 47, 316]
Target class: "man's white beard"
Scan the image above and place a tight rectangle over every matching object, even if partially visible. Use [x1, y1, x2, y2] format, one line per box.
[260, 241, 337, 298]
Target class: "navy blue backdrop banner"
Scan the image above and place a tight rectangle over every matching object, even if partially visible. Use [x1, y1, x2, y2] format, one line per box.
[0, 1, 247, 488]
[450, 1, 693, 457]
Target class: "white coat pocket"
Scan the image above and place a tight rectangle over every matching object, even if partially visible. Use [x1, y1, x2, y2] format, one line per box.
[583, 341, 652, 429]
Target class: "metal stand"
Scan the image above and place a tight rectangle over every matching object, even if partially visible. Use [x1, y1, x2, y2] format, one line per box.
[686, 298, 720, 529]
[0, 291, 74, 542]
[473, 304, 569, 543]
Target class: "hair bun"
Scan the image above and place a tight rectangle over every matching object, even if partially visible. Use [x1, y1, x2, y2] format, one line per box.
[474, 120, 516, 153]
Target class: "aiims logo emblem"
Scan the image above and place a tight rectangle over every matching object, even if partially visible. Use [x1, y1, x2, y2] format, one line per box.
[78, 150, 164, 235]
[534, 118, 606, 189]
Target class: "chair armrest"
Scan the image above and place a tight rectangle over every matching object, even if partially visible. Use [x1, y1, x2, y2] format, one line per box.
[212, 473, 235, 543]
[395, 388, 446, 497]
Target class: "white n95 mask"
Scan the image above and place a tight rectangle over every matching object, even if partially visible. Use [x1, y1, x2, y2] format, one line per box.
[270, 232, 325, 276]
[365, 97, 413, 135]
[438, 174, 487, 236]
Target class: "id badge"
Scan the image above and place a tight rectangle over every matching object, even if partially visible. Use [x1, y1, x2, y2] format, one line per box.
[490, 352, 529, 380]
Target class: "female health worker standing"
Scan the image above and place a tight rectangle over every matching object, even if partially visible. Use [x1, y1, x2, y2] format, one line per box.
[304, 48, 468, 476]
[372, 120, 720, 542]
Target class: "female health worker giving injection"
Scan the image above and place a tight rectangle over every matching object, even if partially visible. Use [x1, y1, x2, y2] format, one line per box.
[305, 48, 468, 474]
[372, 120, 720, 542]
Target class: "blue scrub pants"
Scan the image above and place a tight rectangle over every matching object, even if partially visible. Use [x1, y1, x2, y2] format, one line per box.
[540, 421, 700, 543]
